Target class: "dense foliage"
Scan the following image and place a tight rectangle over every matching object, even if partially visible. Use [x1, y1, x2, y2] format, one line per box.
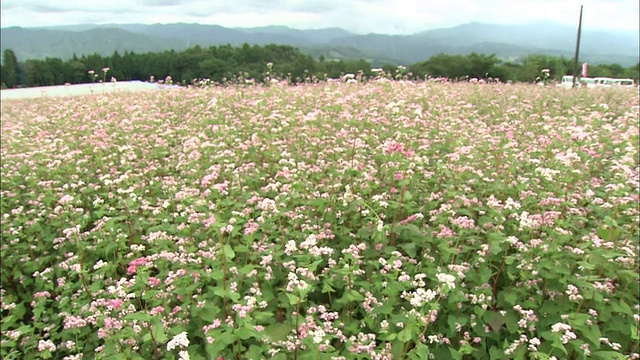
[1, 44, 638, 89]
[1, 81, 638, 359]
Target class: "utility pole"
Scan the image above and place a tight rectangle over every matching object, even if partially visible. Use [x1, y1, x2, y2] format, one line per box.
[572, 5, 584, 89]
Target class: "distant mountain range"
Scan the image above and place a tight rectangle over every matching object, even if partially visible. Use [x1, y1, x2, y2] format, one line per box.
[1, 22, 638, 67]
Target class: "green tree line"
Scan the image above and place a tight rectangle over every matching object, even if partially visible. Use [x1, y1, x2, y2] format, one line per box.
[408, 53, 639, 82]
[1, 46, 638, 89]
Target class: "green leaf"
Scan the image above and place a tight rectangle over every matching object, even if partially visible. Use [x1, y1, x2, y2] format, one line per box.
[252, 311, 273, 322]
[124, 313, 153, 322]
[198, 305, 219, 323]
[591, 351, 626, 360]
[216, 331, 236, 346]
[265, 323, 293, 342]
[397, 328, 412, 342]
[489, 346, 504, 359]
[286, 293, 300, 306]
[489, 241, 502, 255]
[235, 327, 255, 340]
[321, 279, 335, 294]
[396, 224, 424, 243]
[151, 318, 168, 343]
[610, 299, 632, 316]
[222, 244, 235, 260]
[104, 354, 127, 360]
[449, 347, 463, 360]
[246, 345, 263, 360]
[484, 311, 505, 334]
[575, 324, 602, 349]
[399, 242, 417, 258]
[414, 344, 430, 359]
[502, 291, 518, 307]
[504, 311, 519, 333]
[347, 289, 365, 302]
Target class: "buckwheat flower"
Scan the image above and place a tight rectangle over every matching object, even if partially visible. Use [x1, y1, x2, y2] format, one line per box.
[437, 273, 456, 289]
[4, 330, 20, 340]
[150, 306, 165, 315]
[63, 355, 82, 360]
[178, 350, 190, 360]
[38, 339, 57, 352]
[284, 240, 297, 255]
[93, 260, 108, 270]
[528, 337, 541, 352]
[377, 219, 384, 232]
[561, 330, 577, 344]
[267, 349, 280, 356]
[59, 194, 74, 205]
[167, 332, 190, 351]
[504, 197, 521, 210]
[312, 329, 326, 344]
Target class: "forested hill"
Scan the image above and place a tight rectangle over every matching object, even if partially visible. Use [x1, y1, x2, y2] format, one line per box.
[1, 22, 638, 67]
[1, 44, 638, 89]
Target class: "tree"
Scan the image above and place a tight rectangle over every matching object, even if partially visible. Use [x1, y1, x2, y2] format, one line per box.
[623, 63, 639, 81]
[2, 49, 19, 88]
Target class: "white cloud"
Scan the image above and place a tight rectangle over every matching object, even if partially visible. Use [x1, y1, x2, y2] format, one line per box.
[0, 0, 638, 33]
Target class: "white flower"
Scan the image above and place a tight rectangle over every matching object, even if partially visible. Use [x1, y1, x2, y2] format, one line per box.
[504, 197, 521, 210]
[38, 339, 57, 352]
[59, 194, 74, 205]
[167, 332, 190, 351]
[284, 240, 297, 255]
[407, 288, 437, 307]
[312, 329, 325, 344]
[436, 273, 456, 289]
[377, 220, 384, 232]
[551, 323, 571, 333]
[178, 350, 190, 360]
[93, 260, 108, 270]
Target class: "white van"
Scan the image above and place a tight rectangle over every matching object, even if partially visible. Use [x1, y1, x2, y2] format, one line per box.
[612, 79, 635, 87]
[581, 77, 596, 88]
[559, 75, 595, 88]
[593, 77, 612, 86]
[559, 75, 576, 88]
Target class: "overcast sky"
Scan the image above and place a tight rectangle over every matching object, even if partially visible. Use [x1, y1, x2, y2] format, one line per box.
[1, 0, 638, 34]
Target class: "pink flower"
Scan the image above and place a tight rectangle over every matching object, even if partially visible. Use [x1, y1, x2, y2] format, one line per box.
[203, 215, 217, 229]
[127, 257, 149, 275]
[399, 214, 418, 225]
[244, 219, 259, 235]
[107, 299, 123, 310]
[150, 306, 165, 315]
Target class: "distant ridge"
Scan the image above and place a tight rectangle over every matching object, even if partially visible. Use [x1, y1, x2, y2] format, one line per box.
[1, 22, 638, 66]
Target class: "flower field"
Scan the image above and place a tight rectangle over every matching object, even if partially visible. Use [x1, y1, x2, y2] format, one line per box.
[1, 80, 638, 360]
